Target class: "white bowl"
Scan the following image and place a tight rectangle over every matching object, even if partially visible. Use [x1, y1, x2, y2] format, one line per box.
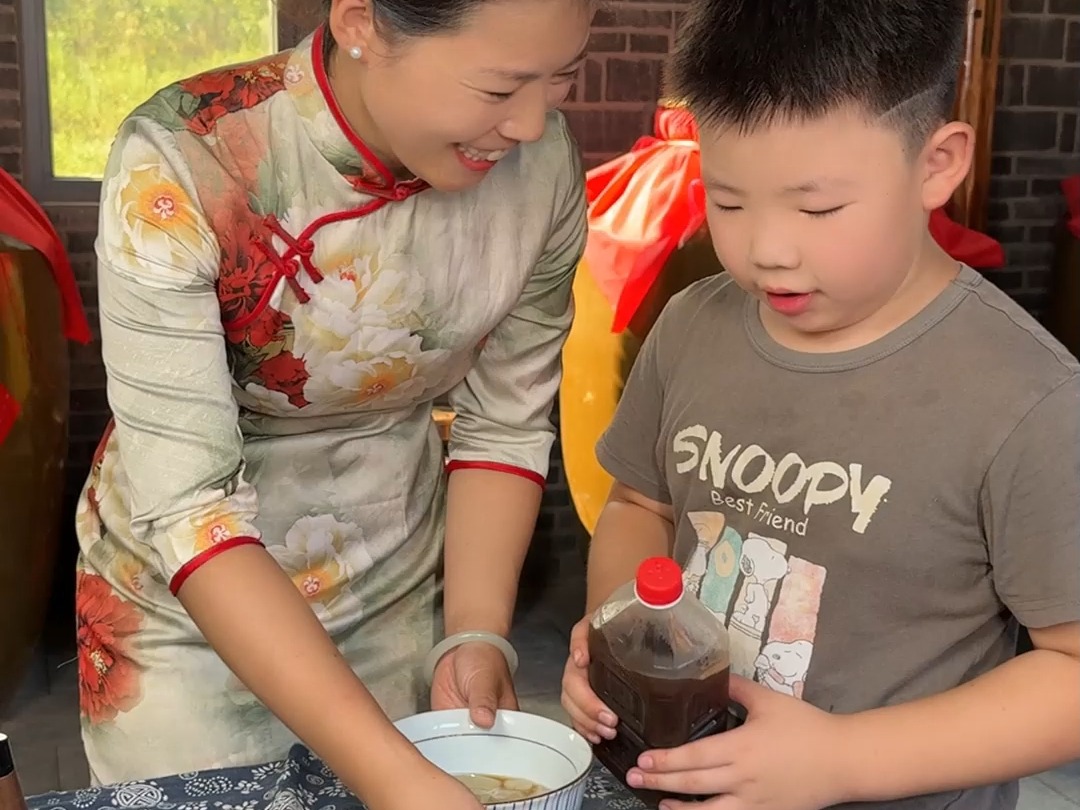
[393, 709, 594, 809]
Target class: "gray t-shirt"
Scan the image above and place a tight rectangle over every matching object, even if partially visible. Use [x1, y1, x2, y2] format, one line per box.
[596, 266, 1080, 810]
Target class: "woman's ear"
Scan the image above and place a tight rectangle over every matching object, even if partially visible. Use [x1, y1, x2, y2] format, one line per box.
[327, 0, 378, 55]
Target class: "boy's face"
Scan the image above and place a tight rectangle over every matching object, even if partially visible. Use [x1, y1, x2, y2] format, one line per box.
[698, 105, 970, 349]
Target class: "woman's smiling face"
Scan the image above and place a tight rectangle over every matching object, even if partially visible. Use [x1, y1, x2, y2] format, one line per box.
[327, 0, 594, 192]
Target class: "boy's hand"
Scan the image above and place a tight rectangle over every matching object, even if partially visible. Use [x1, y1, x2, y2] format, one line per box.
[626, 675, 850, 810]
[560, 614, 619, 743]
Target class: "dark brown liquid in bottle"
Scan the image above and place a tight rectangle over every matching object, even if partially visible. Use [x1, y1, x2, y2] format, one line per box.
[588, 625, 731, 806]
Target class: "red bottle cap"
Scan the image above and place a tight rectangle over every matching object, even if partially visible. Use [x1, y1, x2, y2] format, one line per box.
[635, 557, 683, 607]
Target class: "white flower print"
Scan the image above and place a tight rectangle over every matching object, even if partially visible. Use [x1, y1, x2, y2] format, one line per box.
[267, 514, 372, 620]
[100, 133, 217, 284]
[266, 791, 304, 810]
[234, 782, 263, 797]
[238, 381, 296, 413]
[283, 64, 304, 86]
[300, 322, 451, 412]
[288, 247, 424, 362]
[317, 783, 350, 800]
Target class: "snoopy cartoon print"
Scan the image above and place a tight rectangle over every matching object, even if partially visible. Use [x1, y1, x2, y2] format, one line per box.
[730, 533, 789, 634]
[755, 639, 813, 697]
[685, 512, 744, 618]
[684, 511, 726, 594]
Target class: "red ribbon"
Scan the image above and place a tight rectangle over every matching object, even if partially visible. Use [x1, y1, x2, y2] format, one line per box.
[1062, 175, 1080, 239]
[0, 170, 92, 343]
[1, 169, 92, 446]
[928, 207, 1005, 269]
[0, 380, 19, 447]
[583, 105, 707, 333]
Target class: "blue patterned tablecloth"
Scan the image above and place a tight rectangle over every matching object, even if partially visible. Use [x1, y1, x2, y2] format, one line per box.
[28, 745, 650, 810]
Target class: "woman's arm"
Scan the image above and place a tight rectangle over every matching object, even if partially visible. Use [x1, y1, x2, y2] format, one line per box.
[442, 470, 543, 639]
[441, 112, 587, 650]
[97, 117, 474, 810]
[178, 547, 439, 806]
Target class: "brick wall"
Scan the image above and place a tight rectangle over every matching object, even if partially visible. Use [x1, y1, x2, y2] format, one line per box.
[0, 0, 18, 178]
[562, 1, 687, 169]
[541, 2, 690, 569]
[988, 0, 1080, 316]
[2, 1, 1078, 599]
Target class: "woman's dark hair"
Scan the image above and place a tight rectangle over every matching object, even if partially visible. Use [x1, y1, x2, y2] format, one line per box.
[322, 0, 481, 39]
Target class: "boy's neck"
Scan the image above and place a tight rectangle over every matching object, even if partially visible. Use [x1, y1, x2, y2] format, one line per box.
[759, 239, 961, 355]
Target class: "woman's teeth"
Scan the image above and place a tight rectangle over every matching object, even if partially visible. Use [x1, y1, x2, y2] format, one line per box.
[457, 144, 509, 163]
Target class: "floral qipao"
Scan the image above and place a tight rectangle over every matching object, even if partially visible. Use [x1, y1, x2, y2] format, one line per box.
[73, 26, 586, 783]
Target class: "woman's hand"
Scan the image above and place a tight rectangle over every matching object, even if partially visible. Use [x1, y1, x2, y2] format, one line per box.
[430, 640, 519, 727]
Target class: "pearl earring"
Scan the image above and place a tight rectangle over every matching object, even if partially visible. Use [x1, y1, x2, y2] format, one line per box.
[348, 45, 362, 60]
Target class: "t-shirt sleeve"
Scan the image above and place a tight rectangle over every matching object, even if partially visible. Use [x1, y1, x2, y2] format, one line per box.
[983, 374, 1080, 629]
[97, 116, 262, 595]
[594, 300, 674, 505]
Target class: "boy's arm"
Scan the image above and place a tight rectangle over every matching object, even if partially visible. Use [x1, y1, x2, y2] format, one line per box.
[836, 621, 1080, 802]
[585, 482, 676, 612]
[584, 284, 694, 610]
[836, 376, 1080, 801]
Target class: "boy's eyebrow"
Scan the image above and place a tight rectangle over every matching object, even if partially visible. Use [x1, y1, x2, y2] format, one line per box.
[702, 176, 853, 195]
[702, 177, 745, 195]
[781, 177, 854, 193]
[479, 47, 588, 83]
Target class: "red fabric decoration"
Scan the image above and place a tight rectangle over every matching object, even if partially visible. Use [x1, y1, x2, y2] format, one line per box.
[928, 207, 1005, 269]
[583, 105, 707, 333]
[0, 169, 92, 445]
[0, 168, 92, 344]
[1062, 175, 1080, 239]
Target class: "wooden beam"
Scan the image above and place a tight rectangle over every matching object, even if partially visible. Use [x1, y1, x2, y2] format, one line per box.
[950, 0, 1003, 233]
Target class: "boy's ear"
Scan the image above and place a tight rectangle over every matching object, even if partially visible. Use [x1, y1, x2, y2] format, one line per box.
[920, 121, 975, 212]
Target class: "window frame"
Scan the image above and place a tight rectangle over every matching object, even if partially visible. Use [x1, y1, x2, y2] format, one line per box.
[20, 1, 311, 204]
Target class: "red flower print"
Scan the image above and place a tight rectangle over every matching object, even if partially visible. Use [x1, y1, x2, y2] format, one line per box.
[83, 419, 116, 521]
[76, 571, 143, 725]
[254, 351, 310, 408]
[249, 307, 288, 348]
[217, 222, 277, 329]
[225, 306, 289, 349]
[178, 57, 286, 136]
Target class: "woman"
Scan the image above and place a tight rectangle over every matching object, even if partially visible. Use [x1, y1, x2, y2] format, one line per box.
[74, 0, 594, 805]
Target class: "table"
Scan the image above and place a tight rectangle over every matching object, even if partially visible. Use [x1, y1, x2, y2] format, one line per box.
[28, 744, 650, 810]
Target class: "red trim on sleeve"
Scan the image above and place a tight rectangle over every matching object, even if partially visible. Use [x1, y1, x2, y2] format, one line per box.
[169, 536, 265, 596]
[445, 460, 547, 490]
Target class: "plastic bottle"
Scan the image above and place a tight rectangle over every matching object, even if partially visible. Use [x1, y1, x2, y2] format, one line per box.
[587, 556, 731, 803]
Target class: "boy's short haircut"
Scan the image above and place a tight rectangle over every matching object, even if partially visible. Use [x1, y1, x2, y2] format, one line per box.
[668, 0, 969, 150]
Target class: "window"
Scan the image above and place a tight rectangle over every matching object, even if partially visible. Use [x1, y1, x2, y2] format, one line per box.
[20, 0, 308, 203]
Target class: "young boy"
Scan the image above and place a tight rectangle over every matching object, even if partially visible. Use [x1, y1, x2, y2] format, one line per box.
[560, 2, 1080, 809]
